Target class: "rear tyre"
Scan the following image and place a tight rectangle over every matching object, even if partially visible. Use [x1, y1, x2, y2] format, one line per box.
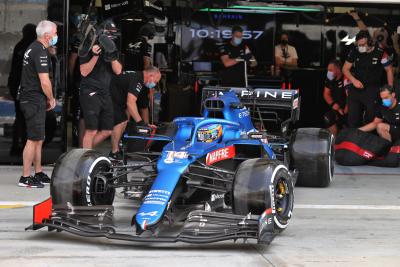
[232, 159, 294, 231]
[51, 149, 115, 206]
[290, 128, 334, 187]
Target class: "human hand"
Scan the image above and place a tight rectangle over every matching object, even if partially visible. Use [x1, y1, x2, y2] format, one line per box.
[352, 79, 364, 89]
[392, 32, 399, 43]
[47, 98, 56, 111]
[348, 11, 360, 20]
[92, 45, 101, 55]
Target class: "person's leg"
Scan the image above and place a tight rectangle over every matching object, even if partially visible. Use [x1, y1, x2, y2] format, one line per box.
[82, 129, 98, 149]
[22, 140, 36, 177]
[79, 118, 85, 148]
[111, 121, 128, 153]
[33, 140, 44, 173]
[363, 90, 379, 124]
[376, 123, 391, 141]
[347, 92, 363, 128]
[92, 130, 112, 148]
[80, 92, 101, 149]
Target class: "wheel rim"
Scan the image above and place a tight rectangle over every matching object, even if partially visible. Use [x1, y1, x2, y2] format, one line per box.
[91, 161, 114, 205]
[275, 178, 292, 221]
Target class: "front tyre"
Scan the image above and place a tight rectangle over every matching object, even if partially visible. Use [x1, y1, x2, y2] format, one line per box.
[232, 159, 294, 232]
[51, 149, 115, 206]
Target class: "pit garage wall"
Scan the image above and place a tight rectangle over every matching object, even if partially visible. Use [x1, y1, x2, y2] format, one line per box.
[0, 0, 66, 164]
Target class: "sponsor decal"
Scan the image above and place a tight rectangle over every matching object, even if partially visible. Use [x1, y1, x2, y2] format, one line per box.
[137, 211, 158, 217]
[238, 109, 250, 119]
[164, 151, 189, 163]
[206, 146, 235, 165]
[240, 89, 293, 99]
[143, 190, 171, 205]
[340, 35, 356, 45]
[293, 97, 299, 109]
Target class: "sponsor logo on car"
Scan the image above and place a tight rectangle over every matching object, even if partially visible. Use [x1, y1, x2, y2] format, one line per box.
[164, 151, 189, 163]
[206, 146, 235, 165]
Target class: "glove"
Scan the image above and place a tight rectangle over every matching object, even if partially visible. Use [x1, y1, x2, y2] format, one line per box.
[104, 50, 119, 62]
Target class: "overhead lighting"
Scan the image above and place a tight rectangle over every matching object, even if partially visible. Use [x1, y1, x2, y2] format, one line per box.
[199, 8, 275, 14]
[229, 5, 322, 12]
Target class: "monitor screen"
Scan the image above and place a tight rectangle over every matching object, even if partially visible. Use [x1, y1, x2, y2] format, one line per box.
[193, 61, 212, 72]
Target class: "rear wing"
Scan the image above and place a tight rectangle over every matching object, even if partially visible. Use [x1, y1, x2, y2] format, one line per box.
[202, 86, 300, 134]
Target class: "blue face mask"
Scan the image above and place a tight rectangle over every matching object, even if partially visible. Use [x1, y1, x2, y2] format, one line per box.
[382, 99, 392, 107]
[145, 82, 156, 89]
[49, 35, 58, 46]
[327, 71, 335, 81]
[233, 37, 242, 46]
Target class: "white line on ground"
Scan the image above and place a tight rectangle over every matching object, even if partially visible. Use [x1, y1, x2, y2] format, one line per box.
[2, 201, 400, 211]
[295, 204, 400, 210]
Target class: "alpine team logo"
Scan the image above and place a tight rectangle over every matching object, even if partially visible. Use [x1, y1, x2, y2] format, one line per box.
[24, 49, 32, 59]
[206, 146, 235, 165]
[341, 35, 356, 46]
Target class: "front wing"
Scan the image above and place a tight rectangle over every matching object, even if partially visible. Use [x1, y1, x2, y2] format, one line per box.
[26, 198, 279, 245]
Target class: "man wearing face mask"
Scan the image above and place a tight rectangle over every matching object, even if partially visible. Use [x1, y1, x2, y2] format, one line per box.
[109, 67, 161, 160]
[18, 20, 57, 187]
[274, 32, 298, 76]
[359, 85, 400, 142]
[219, 25, 257, 87]
[126, 24, 156, 122]
[343, 30, 393, 128]
[323, 60, 350, 136]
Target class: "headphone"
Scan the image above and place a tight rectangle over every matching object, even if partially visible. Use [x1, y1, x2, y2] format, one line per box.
[356, 30, 373, 47]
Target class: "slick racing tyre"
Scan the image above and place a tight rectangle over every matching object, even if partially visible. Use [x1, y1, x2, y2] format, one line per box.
[51, 149, 115, 206]
[232, 159, 294, 232]
[290, 128, 334, 187]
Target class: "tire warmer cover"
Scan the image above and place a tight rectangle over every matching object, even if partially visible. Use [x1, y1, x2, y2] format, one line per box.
[335, 128, 392, 166]
[368, 139, 400, 167]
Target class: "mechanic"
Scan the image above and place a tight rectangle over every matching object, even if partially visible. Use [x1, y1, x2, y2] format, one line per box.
[349, 11, 396, 62]
[359, 85, 400, 142]
[79, 21, 122, 149]
[18, 20, 57, 188]
[109, 67, 161, 160]
[8, 23, 36, 155]
[323, 59, 350, 136]
[125, 24, 156, 123]
[274, 32, 298, 77]
[219, 25, 257, 87]
[342, 30, 393, 128]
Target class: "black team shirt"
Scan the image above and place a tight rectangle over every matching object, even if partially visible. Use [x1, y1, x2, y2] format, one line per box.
[20, 40, 52, 102]
[110, 71, 144, 108]
[79, 53, 113, 95]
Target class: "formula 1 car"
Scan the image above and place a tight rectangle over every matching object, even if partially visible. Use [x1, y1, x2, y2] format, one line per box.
[27, 86, 333, 245]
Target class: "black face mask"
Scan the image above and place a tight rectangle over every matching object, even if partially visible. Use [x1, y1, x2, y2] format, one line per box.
[280, 39, 288, 45]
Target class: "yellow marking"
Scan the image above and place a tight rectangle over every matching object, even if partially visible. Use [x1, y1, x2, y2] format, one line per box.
[0, 204, 26, 209]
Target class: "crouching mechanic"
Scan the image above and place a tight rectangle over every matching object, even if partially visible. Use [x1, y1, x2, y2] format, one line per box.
[359, 85, 400, 142]
[323, 59, 350, 136]
[109, 67, 161, 159]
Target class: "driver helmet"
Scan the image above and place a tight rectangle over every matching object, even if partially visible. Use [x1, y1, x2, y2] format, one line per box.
[197, 124, 223, 143]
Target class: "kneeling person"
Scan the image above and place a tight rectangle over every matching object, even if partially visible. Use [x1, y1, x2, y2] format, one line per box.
[323, 59, 349, 136]
[359, 85, 400, 142]
[110, 67, 161, 159]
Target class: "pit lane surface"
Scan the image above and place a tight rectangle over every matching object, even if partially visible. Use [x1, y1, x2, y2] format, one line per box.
[0, 165, 400, 267]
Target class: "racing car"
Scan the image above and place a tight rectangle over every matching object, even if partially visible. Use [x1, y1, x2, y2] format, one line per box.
[27, 86, 333, 245]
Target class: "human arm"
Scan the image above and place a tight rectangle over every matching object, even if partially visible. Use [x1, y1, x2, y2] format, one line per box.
[80, 45, 100, 77]
[349, 11, 368, 31]
[342, 60, 364, 89]
[111, 59, 122, 75]
[359, 117, 383, 132]
[126, 93, 142, 122]
[221, 54, 240, 68]
[323, 86, 344, 115]
[384, 64, 394, 86]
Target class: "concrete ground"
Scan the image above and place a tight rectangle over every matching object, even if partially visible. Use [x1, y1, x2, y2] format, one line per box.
[0, 164, 400, 267]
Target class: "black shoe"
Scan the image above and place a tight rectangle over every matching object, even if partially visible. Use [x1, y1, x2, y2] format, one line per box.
[18, 176, 44, 188]
[109, 150, 123, 161]
[34, 172, 51, 185]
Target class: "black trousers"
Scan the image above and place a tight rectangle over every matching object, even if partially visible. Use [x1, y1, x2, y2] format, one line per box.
[347, 85, 380, 128]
